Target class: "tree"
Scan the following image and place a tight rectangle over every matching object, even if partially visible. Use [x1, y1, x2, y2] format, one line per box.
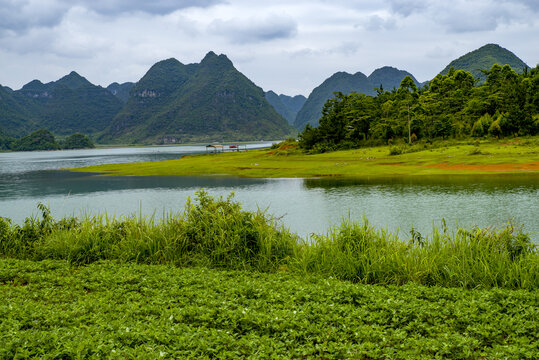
[62, 133, 95, 149]
[399, 75, 418, 143]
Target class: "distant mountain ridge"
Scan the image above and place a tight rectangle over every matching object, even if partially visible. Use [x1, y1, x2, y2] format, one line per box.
[265, 91, 306, 125]
[0, 71, 123, 137]
[294, 67, 419, 129]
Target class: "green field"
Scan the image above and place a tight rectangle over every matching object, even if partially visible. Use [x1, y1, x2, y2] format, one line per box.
[70, 138, 539, 178]
[2, 259, 538, 359]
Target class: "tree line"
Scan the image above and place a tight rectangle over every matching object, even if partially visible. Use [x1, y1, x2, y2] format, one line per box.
[299, 64, 539, 152]
[0, 129, 94, 151]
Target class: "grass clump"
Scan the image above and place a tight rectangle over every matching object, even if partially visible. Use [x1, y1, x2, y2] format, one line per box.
[294, 219, 538, 289]
[1, 193, 538, 289]
[0, 191, 298, 272]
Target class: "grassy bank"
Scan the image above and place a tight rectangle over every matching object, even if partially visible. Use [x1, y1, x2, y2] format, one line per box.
[2, 259, 537, 359]
[69, 138, 539, 178]
[1, 192, 537, 290]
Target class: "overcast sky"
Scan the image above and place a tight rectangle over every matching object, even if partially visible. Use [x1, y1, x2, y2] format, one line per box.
[1, 0, 538, 96]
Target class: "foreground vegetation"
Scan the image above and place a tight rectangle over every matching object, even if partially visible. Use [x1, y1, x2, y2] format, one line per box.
[2, 259, 538, 359]
[1, 193, 537, 358]
[70, 137, 539, 178]
[1, 192, 537, 290]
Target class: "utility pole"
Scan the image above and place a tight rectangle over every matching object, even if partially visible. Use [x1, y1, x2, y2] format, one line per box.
[408, 103, 411, 144]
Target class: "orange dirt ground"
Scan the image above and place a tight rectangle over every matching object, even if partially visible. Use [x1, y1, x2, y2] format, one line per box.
[425, 161, 539, 172]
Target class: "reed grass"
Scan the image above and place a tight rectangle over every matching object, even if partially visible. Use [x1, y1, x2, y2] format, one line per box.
[1, 191, 537, 289]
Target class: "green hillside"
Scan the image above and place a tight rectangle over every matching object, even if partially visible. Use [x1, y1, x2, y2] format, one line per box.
[440, 43, 529, 83]
[13, 72, 123, 136]
[103, 52, 293, 144]
[294, 71, 375, 129]
[0, 85, 36, 137]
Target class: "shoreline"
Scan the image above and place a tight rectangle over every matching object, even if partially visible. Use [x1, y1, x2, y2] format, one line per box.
[68, 139, 539, 179]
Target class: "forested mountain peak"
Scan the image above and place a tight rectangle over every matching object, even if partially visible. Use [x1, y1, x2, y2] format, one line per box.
[56, 71, 93, 89]
[130, 58, 193, 99]
[368, 66, 420, 90]
[20, 80, 50, 97]
[11, 70, 123, 136]
[102, 52, 292, 144]
[199, 51, 235, 72]
[440, 43, 529, 82]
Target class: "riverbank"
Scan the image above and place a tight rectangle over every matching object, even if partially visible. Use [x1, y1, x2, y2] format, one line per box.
[69, 138, 539, 178]
[2, 259, 537, 359]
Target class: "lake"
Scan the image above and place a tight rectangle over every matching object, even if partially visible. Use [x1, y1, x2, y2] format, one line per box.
[1, 145, 538, 242]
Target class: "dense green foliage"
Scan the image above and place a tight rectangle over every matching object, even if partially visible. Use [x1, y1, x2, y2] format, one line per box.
[1, 191, 537, 290]
[61, 133, 95, 149]
[1, 129, 94, 151]
[103, 52, 293, 144]
[299, 65, 539, 152]
[294, 67, 419, 130]
[440, 44, 529, 83]
[1, 259, 537, 359]
[9, 129, 60, 151]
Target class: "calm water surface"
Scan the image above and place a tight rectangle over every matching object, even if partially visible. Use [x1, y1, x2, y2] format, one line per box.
[1, 145, 538, 242]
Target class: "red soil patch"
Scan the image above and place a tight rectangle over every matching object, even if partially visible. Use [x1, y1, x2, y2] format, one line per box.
[266, 144, 297, 155]
[425, 161, 539, 172]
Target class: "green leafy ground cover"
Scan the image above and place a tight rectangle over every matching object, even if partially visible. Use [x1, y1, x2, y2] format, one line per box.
[70, 138, 539, 178]
[1, 259, 538, 359]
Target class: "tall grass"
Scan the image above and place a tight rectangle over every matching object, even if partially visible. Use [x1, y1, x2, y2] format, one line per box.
[295, 218, 538, 289]
[1, 191, 537, 289]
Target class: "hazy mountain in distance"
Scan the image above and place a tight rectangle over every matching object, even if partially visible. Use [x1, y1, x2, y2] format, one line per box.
[265, 91, 306, 125]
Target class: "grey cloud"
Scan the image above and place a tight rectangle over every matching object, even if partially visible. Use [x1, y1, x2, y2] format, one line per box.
[386, 0, 428, 17]
[361, 15, 396, 31]
[329, 41, 362, 56]
[0, 0, 67, 32]
[209, 15, 298, 43]
[0, 0, 223, 34]
[434, 2, 526, 33]
[75, 0, 225, 16]
[512, 0, 539, 12]
[384, 0, 535, 33]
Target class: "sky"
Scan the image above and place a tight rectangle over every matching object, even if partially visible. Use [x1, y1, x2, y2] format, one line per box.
[0, 0, 538, 96]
